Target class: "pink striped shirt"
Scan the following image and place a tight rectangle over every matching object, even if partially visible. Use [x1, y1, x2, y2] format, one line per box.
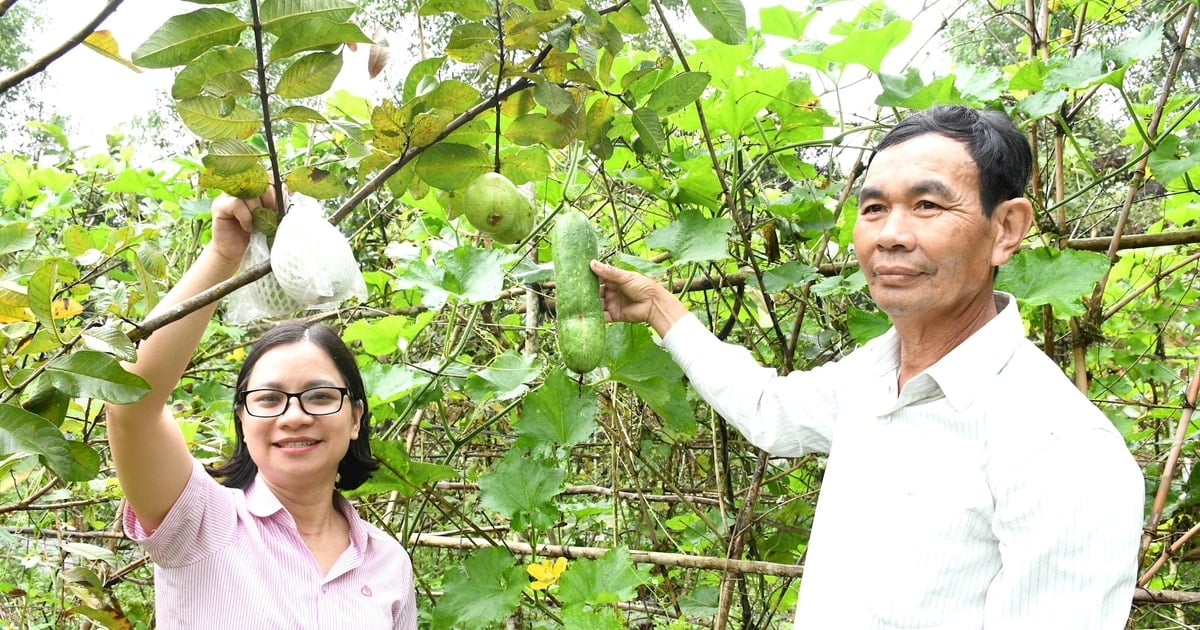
[125, 460, 417, 629]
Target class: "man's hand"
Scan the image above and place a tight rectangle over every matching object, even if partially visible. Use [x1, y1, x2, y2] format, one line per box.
[590, 260, 690, 337]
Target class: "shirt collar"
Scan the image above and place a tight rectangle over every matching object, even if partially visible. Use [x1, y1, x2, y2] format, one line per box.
[923, 292, 1024, 411]
[244, 476, 369, 552]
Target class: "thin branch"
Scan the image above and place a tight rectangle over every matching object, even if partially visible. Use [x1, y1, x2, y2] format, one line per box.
[0, 0, 125, 95]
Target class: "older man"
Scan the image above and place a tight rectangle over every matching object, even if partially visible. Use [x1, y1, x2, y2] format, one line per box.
[589, 105, 1144, 628]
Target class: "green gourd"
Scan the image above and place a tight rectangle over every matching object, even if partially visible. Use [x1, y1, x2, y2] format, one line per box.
[553, 211, 606, 373]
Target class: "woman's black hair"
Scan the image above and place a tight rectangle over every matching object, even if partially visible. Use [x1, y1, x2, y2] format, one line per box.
[206, 321, 379, 491]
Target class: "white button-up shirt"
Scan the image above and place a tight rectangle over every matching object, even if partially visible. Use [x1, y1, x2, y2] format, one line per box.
[662, 292, 1143, 629]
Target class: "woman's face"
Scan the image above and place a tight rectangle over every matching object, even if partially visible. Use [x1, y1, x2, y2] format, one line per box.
[238, 340, 361, 494]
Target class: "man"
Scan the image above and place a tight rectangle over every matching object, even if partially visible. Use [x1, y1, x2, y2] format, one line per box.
[589, 105, 1144, 628]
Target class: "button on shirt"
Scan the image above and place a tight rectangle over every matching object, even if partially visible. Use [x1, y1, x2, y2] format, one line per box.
[125, 460, 417, 629]
[662, 292, 1144, 629]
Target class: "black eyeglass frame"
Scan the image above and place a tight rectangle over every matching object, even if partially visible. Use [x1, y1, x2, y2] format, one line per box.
[237, 386, 352, 418]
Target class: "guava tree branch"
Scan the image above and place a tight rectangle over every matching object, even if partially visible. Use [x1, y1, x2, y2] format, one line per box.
[0, 0, 125, 96]
[0, 0, 18, 19]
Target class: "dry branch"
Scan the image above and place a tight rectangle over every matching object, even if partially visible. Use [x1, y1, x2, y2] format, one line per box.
[0, 0, 124, 95]
[407, 534, 804, 578]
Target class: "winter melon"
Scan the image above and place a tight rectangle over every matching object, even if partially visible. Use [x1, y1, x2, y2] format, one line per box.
[553, 211, 605, 373]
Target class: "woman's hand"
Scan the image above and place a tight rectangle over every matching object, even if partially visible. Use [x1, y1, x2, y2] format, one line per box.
[208, 188, 277, 264]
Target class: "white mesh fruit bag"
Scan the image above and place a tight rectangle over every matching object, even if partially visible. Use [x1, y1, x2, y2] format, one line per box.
[225, 193, 367, 324]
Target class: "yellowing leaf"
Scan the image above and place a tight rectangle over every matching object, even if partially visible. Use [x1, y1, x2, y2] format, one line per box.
[52, 298, 84, 319]
[83, 30, 143, 73]
[526, 557, 567, 590]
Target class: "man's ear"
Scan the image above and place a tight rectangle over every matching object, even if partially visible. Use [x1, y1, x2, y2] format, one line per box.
[990, 197, 1033, 266]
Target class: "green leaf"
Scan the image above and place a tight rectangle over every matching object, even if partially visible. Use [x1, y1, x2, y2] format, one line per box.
[413, 143, 491, 190]
[445, 22, 494, 63]
[504, 113, 573, 149]
[1044, 48, 1105, 89]
[996, 247, 1111, 316]
[0, 404, 97, 481]
[80, 324, 138, 363]
[630, 108, 665, 154]
[44, 351, 150, 405]
[1016, 89, 1068, 120]
[260, 0, 358, 34]
[347, 440, 456, 498]
[606, 324, 696, 437]
[534, 80, 575, 115]
[845, 306, 891, 345]
[645, 71, 709, 116]
[402, 56, 447, 103]
[420, 0, 494, 20]
[464, 352, 542, 402]
[557, 547, 649, 607]
[28, 259, 80, 339]
[1149, 135, 1200, 186]
[362, 362, 431, 405]
[131, 8, 245, 69]
[558, 608, 625, 630]
[645, 208, 733, 265]
[0, 221, 35, 255]
[761, 261, 820, 293]
[823, 18, 911, 75]
[275, 52, 343, 98]
[435, 245, 512, 304]
[21, 379, 71, 427]
[344, 313, 434, 356]
[877, 70, 960, 109]
[517, 369, 598, 447]
[431, 547, 525, 629]
[687, 0, 747, 45]
[178, 96, 261, 140]
[269, 19, 371, 63]
[203, 139, 263, 175]
[499, 147, 551, 185]
[758, 4, 815, 40]
[199, 165, 270, 198]
[479, 450, 565, 528]
[172, 46, 257, 99]
[277, 105, 327, 123]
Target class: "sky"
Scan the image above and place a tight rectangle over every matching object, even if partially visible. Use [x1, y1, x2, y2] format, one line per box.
[20, 0, 951, 155]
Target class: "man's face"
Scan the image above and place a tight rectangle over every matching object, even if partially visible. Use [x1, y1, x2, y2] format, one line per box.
[853, 134, 1010, 327]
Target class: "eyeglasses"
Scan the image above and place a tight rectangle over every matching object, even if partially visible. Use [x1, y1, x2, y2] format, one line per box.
[239, 387, 350, 418]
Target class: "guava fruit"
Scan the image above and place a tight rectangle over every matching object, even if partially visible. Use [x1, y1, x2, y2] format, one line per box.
[461, 172, 534, 243]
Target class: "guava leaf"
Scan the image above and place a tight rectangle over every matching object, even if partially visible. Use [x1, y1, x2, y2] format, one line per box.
[275, 52, 343, 99]
[414, 143, 491, 190]
[203, 139, 263, 175]
[465, 352, 542, 402]
[557, 547, 649, 607]
[0, 222, 35, 256]
[645, 72, 710, 116]
[645, 208, 733, 266]
[0, 404, 99, 481]
[260, 0, 357, 34]
[44, 351, 150, 405]
[445, 22, 494, 63]
[172, 46, 256, 99]
[284, 166, 350, 199]
[271, 19, 370, 62]
[505, 113, 573, 149]
[996, 247, 1110, 316]
[177, 96, 261, 140]
[431, 547, 525, 629]
[687, 0, 746, 45]
[132, 8, 245, 69]
[517, 369, 598, 447]
[630, 108, 665, 154]
[80, 324, 138, 363]
[83, 30, 142, 73]
[606, 324, 696, 437]
[478, 450, 565, 530]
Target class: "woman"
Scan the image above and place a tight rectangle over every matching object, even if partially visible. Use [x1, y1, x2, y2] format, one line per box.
[105, 190, 417, 628]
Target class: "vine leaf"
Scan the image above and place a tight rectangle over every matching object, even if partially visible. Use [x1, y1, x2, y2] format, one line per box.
[479, 450, 565, 530]
[557, 546, 649, 608]
[645, 208, 733, 266]
[517, 369, 598, 447]
[465, 352, 542, 402]
[606, 324, 696, 437]
[996, 247, 1111, 316]
[346, 440, 456, 499]
[431, 548, 525, 628]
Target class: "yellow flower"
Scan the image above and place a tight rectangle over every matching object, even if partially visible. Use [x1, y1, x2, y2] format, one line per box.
[526, 556, 567, 590]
